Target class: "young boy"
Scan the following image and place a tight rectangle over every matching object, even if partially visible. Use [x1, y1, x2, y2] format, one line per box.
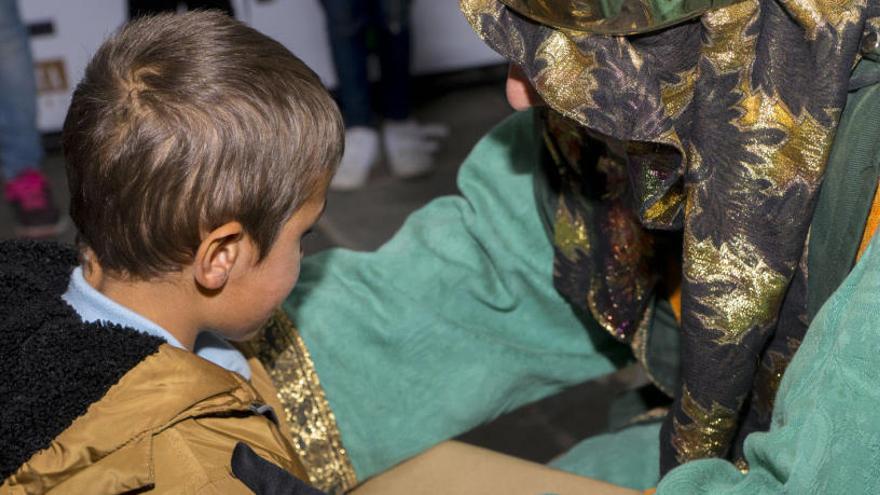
[0, 11, 341, 494]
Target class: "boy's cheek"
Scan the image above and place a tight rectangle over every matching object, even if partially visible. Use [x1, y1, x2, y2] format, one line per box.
[222, 258, 301, 340]
[274, 262, 302, 304]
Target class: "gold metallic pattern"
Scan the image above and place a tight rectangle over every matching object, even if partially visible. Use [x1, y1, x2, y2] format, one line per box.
[783, 0, 862, 40]
[462, 0, 868, 472]
[248, 310, 357, 494]
[534, 30, 599, 117]
[460, 0, 503, 36]
[660, 67, 698, 120]
[700, 0, 834, 211]
[633, 130, 687, 226]
[672, 385, 739, 462]
[499, 0, 746, 35]
[684, 225, 789, 345]
[544, 111, 657, 342]
[461, 0, 528, 63]
[767, 109, 833, 188]
[736, 86, 832, 191]
[554, 199, 591, 260]
[643, 187, 684, 225]
[701, 0, 759, 74]
[736, 83, 790, 129]
[685, 141, 704, 174]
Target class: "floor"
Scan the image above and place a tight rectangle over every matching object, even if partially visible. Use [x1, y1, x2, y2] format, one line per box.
[0, 66, 649, 465]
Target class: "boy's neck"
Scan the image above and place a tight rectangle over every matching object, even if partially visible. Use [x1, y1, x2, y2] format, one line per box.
[83, 260, 201, 350]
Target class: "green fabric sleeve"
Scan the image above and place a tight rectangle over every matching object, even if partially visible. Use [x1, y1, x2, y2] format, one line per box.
[550, 421, 661, 490]
[285, 110, 630, 481]
[656, 232, 880, 494]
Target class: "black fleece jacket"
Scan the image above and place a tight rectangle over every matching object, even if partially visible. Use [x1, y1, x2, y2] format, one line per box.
[0, 240, 163, 481]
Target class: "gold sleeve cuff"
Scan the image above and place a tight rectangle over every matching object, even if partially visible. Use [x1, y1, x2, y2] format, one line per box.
[246, 309, 357, 494]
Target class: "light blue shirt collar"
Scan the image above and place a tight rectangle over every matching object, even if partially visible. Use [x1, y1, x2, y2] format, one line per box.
[62, 266, 252, 379]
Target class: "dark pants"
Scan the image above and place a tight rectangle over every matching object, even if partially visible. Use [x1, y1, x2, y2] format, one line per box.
[128, 0, 234, 18]
[320, 0, 412, 127]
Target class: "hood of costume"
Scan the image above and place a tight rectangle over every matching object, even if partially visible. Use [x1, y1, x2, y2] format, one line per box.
[461, 0, 880, 472]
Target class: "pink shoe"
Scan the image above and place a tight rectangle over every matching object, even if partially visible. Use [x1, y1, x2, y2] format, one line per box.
[4, 169, 67, 238]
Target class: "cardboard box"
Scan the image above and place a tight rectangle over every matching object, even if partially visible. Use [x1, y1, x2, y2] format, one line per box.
[353, 441, 641, 495]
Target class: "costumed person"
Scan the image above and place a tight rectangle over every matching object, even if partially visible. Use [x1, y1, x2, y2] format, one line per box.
[243, 0, 880, 493]
[320, 0, 448, 190]
[0, 12, 340, 494]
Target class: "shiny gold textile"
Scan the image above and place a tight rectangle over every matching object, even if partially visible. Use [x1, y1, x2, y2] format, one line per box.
[0, 345, 305, 495]
[670, 386, 738, 463]
[244, 310, 357, 494]
[500, 0, 744, 34]
[462, 0, 878, 473]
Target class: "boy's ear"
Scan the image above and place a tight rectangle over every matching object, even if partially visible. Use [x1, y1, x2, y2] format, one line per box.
[194, 221, 246, 291]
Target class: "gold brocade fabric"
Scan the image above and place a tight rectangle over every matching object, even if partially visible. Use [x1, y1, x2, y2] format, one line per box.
[499, 0, 746, 35]
[670, 386, 739, 462]
[244, 310, 357, 494]
[462, 0, 879, 474]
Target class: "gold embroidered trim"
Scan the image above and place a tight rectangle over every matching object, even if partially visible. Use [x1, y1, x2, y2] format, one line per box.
[248, 309, 357, 494]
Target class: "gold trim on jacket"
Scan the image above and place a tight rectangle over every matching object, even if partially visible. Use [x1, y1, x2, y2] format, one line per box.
[241, 309, 357, 494]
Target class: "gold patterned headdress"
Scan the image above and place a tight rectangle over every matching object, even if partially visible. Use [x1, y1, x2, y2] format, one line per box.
[498, 0, 743, 34]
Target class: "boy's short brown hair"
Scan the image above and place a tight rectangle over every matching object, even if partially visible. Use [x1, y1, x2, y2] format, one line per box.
[63, 11, 342, 278]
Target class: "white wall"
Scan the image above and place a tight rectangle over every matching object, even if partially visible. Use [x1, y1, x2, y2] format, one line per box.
[18, 0, 504, 132]
[19, 0, 126, 132]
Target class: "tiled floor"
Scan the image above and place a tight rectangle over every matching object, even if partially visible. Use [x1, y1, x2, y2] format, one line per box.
[0, 68, 648, 464]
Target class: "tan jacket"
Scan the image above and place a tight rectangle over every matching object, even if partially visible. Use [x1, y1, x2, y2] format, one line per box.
[1, 344, 307, 495]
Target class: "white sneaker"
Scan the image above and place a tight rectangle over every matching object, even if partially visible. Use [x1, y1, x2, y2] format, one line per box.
[330, 126, 380, 191]
[382, 119, 449, 179]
